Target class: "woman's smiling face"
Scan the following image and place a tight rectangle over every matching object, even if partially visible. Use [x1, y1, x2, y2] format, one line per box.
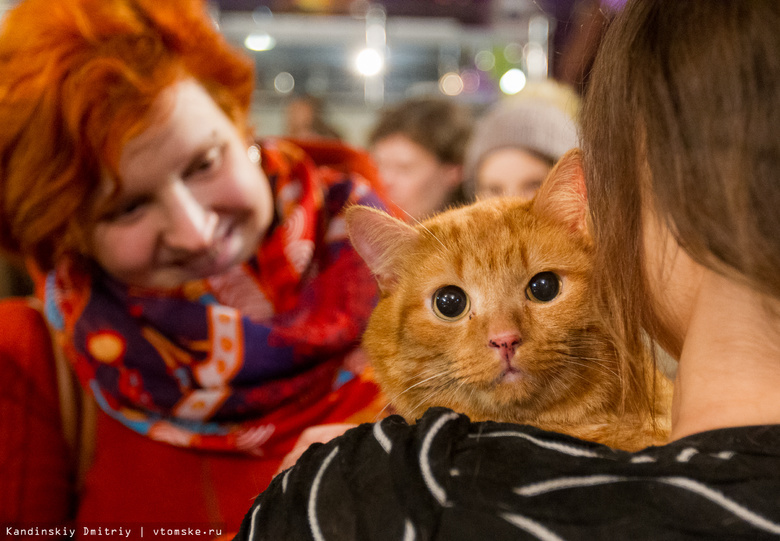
[89, 79, 273, 290]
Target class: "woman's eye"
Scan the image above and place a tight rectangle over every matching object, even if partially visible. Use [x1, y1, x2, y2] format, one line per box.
[432, 285, 470, 321]
[103, 197, 150, 223]
[185, 145, 223, 178]
[526, 272, 560, 303]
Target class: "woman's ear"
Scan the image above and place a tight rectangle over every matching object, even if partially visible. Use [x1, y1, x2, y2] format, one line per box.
[531, 148, 589, 237]
[346, 205, 419, 293]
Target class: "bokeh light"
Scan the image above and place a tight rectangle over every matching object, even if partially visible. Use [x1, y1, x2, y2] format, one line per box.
[499, 68, 527, 94]
[355, 48, 384, 76]
[475, 50, 496, 72]
[244, 33, 276, 52]
[439, 72, 464, 96]
[274, 72, 295, 94]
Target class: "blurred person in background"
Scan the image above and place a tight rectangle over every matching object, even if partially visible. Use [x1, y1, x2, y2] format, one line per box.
[285, 94, 343, 140]
[0, 0, 392, 531]
[464, 80, 580, 201]
[368, 96, 473, 221]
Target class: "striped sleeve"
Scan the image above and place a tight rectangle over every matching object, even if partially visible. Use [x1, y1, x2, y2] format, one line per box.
[234, 408, 780, 541]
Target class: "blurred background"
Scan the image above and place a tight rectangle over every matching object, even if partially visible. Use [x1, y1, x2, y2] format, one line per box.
[0, 0, 617, 297]
[204, 0, 613, 145]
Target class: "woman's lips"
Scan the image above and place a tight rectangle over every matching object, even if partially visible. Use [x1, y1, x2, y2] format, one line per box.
[164, 217, 246, 277]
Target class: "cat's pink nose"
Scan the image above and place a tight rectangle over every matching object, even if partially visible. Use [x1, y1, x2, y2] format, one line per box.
[488, 332, 522, 362]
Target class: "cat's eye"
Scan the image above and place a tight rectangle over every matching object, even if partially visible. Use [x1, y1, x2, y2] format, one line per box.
[526, 272, 560, 303]
[432, 285, 470, 321]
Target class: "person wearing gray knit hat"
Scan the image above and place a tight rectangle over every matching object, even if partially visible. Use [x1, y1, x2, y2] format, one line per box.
[464, 83, 580, 201]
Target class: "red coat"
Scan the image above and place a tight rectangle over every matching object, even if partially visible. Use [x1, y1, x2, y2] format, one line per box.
[0, 139, 394, 535]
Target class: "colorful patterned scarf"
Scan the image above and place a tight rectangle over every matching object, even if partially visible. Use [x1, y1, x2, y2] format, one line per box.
[40, 138, 389, 456]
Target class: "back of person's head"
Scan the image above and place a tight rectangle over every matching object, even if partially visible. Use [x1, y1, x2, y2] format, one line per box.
[368, 96, 472, 166]
[0, 0, 254, 271]
[582, 1, 780, 356]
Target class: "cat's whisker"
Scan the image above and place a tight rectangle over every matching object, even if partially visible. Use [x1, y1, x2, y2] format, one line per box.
[563, 363, 619, 384]
[408, 375, 463, 416]
[372, 373, 444, 420]
[558, 368, 598, 387]
[410, 391, 441, 416]
[548, 349, 622, 380]
[570, 360, 621, 380]
[560, 357, 620, 378]
[390, 204, 450, 253]
[419, 225, 449, 255]
[544, 362, 600, 386]
[394, 204, 421, 225]
[390, 372, 443, 399]
[373, 400, 404, 421]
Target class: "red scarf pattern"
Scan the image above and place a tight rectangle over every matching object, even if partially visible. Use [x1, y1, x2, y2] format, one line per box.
[40, 138, 389, 456]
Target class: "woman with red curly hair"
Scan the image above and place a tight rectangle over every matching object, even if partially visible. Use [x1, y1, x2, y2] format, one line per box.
[0, 0, 391, 531]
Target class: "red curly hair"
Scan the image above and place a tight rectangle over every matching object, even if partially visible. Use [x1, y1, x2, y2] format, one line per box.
[0, 0, 255, 270]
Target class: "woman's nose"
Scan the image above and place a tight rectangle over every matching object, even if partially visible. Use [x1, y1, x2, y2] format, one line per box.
[164, 182, 218, 252]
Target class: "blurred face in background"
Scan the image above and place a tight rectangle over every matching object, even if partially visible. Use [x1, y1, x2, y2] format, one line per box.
[89, 79, 274, 290]
[286, 98, 316, 139]
[476, 147, 553, 201]
[371, 133, 461, 221]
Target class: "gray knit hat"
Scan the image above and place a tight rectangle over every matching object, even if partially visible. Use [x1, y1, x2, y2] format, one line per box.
[463, 96, 579, 196]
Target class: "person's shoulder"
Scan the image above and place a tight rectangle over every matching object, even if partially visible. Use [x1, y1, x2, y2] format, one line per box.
[331, 409, 780, 467]
[237, 412, 780, 540]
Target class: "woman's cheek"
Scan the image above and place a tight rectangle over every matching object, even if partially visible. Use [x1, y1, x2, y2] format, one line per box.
[91, 221, 158, 281]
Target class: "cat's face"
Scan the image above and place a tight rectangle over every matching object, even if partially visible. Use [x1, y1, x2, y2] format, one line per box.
[349, 150, 621, 424]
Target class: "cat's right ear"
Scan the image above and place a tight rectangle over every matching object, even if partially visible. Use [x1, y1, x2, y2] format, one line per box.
[346, 205, 419, 293]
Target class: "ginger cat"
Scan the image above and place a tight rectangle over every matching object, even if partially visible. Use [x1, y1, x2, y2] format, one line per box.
[347, 150, 671, 451]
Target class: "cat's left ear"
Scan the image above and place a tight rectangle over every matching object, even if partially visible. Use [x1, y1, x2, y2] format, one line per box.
[532, 148, 589, 237]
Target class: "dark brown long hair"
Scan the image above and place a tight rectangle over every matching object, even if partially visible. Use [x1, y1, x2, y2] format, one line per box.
[582, 1, 780, 390]
[368, 97, 473, 166]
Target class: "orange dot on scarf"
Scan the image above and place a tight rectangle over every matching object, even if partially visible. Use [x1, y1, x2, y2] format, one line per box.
[221, 337, 233, 352]
[123, 409, 147, 422]
[87, 331, 126, 364]
[217, 359, 227, 374]
[219, 313, 232, 324]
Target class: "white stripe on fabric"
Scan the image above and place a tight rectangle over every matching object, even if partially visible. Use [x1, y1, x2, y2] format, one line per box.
[247, 503, 262, 540]
[373, 419, 393, 454]
[308, 446, 340, 541]
[659, 477, 780, 535]
[282, 469, 292, 493]
[402, 519, 416, 541]
[515, 475, 627, 497]
[420, 412, 459, 506]
[630, 455, 657, 464]
[676, 447, 699, 462]
[516, 474, 780, 536]
[501, 513, 567, 541]
[469, 431, 604, 458]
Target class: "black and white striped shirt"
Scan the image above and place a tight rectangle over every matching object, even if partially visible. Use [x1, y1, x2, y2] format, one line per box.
[235, 407, 780, 540]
